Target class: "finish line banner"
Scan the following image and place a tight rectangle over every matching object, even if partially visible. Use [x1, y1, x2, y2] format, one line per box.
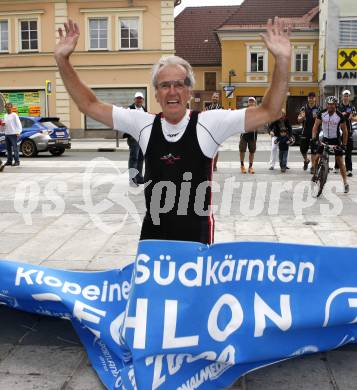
[1, 241, 357, 390]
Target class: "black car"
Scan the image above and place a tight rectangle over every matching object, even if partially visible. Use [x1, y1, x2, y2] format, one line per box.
[291, 124, 303, 146]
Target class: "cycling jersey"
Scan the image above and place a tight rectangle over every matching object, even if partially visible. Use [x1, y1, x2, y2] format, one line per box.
[316, 109, 345, 140]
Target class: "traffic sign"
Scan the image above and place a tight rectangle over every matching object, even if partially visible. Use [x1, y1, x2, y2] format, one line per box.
[224, 85, 235, 98]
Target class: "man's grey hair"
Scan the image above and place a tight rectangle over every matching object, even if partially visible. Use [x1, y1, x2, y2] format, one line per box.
[152, 55, 195, 89]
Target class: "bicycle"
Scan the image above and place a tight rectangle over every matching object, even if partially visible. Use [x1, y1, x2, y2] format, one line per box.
[311, 142, 343, 197]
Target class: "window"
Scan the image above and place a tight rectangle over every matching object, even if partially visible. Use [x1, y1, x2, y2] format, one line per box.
[89, 18, 108, 50]
[120, 18, 138, 49]
[340, 19, 357, 45]
[0, 20, 8, 52]
[204, 72, 216, 91]
[20, 20, 38, 51]
[250, 52, 264, 72]
[295, 53, 309, 72]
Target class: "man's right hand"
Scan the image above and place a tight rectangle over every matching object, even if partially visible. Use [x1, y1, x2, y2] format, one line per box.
[54, 19, 80, 60]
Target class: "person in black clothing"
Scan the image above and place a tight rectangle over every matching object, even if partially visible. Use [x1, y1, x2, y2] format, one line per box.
[274, 128, 291, 172]
[297, 92, 320, 173]
[239, 97, 258, 174]
[206, 92, 222, 172]
[334, 90, 357, 177]
[268, 110, 292, 170]
[55, 17, 292, 244]
[127, 92, 146, 186]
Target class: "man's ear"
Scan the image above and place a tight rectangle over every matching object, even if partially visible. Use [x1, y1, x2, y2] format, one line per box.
[155, 89, 159, 103]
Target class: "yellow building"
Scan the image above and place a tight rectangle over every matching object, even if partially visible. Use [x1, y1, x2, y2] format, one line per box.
[217, 0, 320, 124]
[0, 0, 177, 136]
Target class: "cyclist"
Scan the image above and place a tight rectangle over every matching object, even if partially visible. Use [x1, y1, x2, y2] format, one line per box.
[311, 96, 349, 193]
[297, 92, 320, 173]
[335, 90, 357, 177]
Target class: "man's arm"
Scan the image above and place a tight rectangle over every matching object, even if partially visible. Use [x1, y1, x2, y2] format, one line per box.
[312, 118, 321, 139]
[15, 114, 22, 135]
[351, 106, 357, 122]
[245, 17, 291, 132]
[297, 108, 305, 123]
[341, 122, 348, 145]
[54, 20, 113, 128]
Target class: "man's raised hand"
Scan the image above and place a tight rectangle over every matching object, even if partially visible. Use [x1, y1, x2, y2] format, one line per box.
[55, 19, 80, 60]
[261, 17, 291, 61]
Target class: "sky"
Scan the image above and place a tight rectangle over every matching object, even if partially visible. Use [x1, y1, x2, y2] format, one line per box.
[174, 0, 243, 16]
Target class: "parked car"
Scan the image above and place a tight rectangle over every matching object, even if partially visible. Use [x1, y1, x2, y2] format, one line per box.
[291, 124, 303, 146]
[0, 116, 71, 157]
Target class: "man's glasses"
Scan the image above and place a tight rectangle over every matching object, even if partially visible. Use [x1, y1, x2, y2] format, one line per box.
[157, 78, 191, 90]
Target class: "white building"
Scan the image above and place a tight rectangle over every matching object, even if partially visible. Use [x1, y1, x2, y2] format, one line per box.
[319, 0, 357, 104]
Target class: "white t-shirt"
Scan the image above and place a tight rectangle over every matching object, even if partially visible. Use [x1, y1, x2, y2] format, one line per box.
[3, 113, 22, 135]
[112, 106, 246, 158]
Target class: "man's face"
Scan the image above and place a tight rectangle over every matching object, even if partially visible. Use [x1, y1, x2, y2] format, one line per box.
[211, 93, 219, 104]
[327, 102, 336, 114]
[5, 104, 12, 114]
[308, 95, 316, 106]
[135, 97, 144, 107]
[342, 94, 350, 105]
[247, 99, 256, 108]
[155, 64, 191, 124]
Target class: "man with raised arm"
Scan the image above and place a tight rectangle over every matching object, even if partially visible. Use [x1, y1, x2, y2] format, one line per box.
[54, 18, 291, 244]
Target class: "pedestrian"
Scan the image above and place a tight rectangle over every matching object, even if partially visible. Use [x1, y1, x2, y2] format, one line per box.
[206, 92, 222, 171]
[239, 97, 258, 174]
[127, 92, 147, 186]
[54, 17, 291, 244]
[268, 109, 292, 170]
[333, 90, 357, 177]
[0, 119, 6, 172]
[274, 128, 291, 172]
[297, 92, 320, 173]
[1, 103, 22, 166]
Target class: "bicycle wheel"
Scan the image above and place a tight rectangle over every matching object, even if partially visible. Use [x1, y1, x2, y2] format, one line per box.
[312, 163, 328, 197]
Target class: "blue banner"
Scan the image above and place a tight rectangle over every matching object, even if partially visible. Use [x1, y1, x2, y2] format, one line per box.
[1, 241, 357, 390]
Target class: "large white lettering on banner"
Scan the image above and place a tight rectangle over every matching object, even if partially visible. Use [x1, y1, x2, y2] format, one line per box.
[1, 240, 357, 389]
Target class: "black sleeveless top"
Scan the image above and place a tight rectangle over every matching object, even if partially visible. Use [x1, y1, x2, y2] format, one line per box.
[140, 111, 214, 244]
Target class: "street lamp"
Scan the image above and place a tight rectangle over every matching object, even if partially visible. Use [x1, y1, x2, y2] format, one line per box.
[227, 69, 236, 108]
[228, 69, 236, 86]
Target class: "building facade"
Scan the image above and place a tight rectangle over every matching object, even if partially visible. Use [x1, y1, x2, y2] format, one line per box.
[319, 0, 357, 106]
[0, 0, 176, 136]
[217, 0, 319, 124]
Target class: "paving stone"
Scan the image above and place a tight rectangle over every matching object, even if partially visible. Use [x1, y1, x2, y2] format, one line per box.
[0, 233, 33, 254]
[0, 345, 83, 376]
[65, 358, 106, 390]
[0, 344, 12, 361]
[326, 350, 357, 390]
[244, 354, 334, 390]
[0, 373, 67, 389]
[47, 228, 111, 261]
[316, 230, 357, 247]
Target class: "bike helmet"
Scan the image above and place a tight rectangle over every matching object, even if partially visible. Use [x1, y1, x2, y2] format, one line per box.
[325, 96, 337, 104]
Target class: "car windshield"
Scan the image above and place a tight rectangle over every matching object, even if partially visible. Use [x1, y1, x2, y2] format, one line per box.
[41, 121, 67, 129]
